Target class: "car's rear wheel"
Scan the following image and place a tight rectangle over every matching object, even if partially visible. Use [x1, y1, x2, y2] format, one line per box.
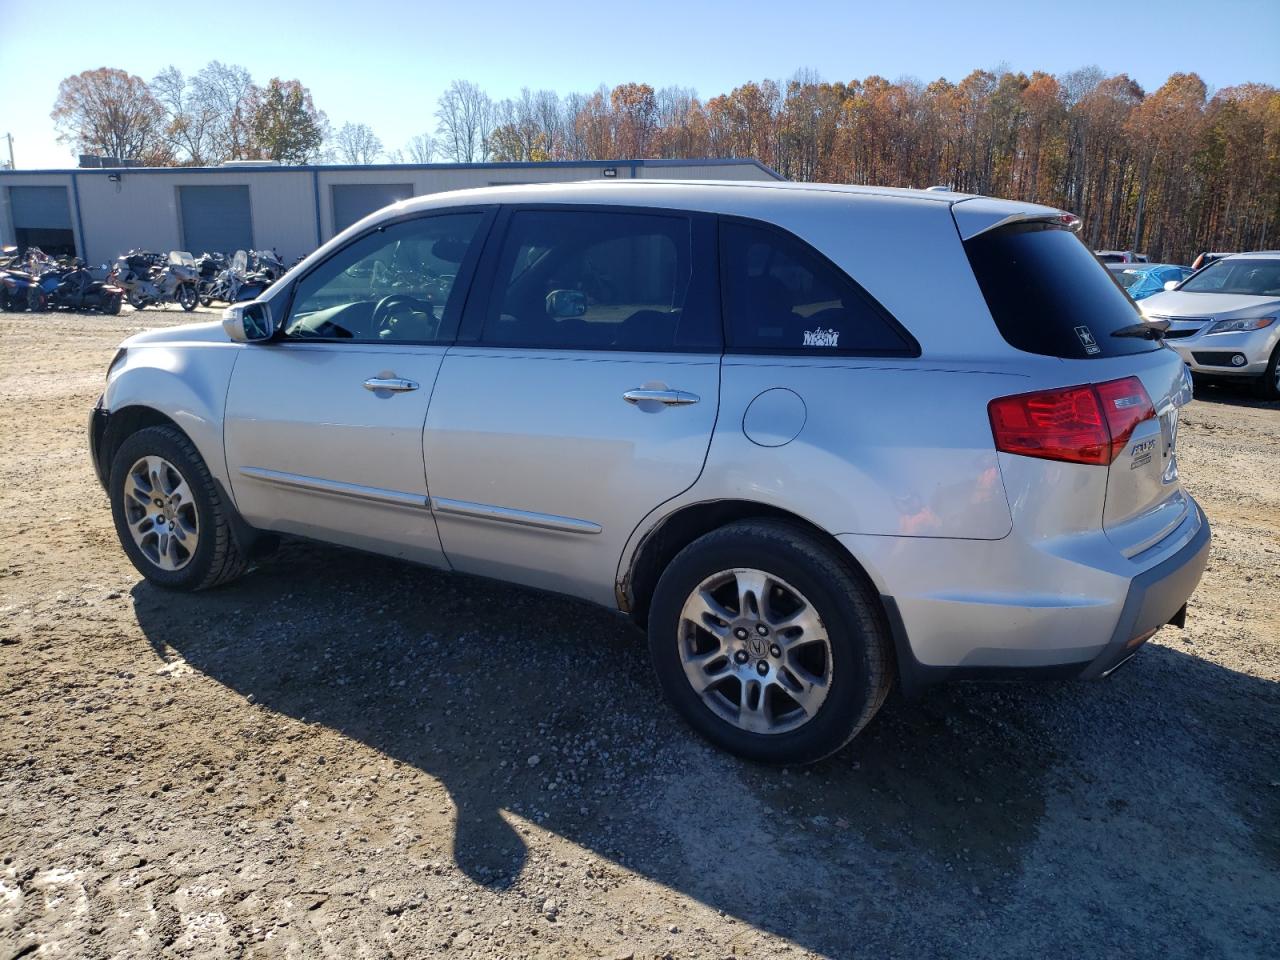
[109, 425, 249, 590]
[647, 519, 893, 764]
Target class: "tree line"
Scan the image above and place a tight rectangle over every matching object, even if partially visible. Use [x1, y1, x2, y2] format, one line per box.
[52, 65, 1279, 262]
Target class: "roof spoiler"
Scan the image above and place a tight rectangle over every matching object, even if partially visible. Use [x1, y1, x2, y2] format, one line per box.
[951, 196, 1081, 241]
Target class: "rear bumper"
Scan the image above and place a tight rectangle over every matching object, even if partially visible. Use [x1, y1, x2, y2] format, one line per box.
[851, 504, 1211, 698]
[1077, 503, 1210, 679]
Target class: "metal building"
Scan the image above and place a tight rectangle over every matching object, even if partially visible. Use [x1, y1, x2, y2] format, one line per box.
[0, 159, 780, 265]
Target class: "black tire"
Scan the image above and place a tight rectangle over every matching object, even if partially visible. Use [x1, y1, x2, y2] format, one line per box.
[177, 284, 198, 312]
[1254, 342, 1280, 401]
[647, 519, 893, 764]
[106, 293, 122, 316]
[108, 425, 249, 591]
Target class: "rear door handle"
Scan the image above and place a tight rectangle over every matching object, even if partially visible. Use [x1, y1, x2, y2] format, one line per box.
[363, 377, 419, 393]
[623, 388, 700, 406]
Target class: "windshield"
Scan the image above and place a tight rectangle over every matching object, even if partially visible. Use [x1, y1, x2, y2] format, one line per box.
[1180, 258, 1280, 296]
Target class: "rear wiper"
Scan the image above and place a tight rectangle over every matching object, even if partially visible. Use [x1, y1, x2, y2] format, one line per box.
[1111, 319, 1170, 340]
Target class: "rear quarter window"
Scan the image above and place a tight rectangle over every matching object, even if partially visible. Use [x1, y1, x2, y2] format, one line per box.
[964, 223, 1156, 358]
[720, 219, 917, 356]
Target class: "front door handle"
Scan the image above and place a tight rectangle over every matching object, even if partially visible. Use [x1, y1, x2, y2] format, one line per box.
[363, 377, 419, 393]
[623, 388, 700, 406]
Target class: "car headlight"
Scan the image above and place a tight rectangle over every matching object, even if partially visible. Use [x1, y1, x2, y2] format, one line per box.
[1206, 317, 1275, 334]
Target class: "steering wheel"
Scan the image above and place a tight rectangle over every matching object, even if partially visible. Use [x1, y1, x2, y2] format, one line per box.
[371, 293, 435, 335]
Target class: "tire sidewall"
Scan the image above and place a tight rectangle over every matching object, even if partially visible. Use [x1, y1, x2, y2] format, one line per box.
[1259, 342, 1280, 401]
[109, 427, 220, 589]
[648, 528, 880, 764]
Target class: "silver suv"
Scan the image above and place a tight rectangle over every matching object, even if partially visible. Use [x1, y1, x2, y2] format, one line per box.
[1139, 251, 1280, 399]
[90, 181, 1211, 763]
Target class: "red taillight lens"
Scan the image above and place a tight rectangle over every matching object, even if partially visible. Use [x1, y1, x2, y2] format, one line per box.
[989, 376, 1154, 466]
[1094, 376, 1156, 461]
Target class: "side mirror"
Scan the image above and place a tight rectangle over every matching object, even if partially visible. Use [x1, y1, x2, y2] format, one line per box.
[1163, 280, 1179, 291]
[222, 301, 274, 343]
[546, 289, 587, 319]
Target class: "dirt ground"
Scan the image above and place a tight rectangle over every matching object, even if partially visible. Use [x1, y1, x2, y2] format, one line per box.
[1, 306, 1277, 960]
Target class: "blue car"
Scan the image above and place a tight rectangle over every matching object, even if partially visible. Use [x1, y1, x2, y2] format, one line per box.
[1108, 263, 1192, 300]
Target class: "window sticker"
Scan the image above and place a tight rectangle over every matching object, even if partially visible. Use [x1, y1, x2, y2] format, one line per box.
[803, 327, 840, 348]
[1074, 325, 1101, 355]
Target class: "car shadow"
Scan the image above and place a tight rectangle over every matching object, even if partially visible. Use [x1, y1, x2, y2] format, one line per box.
[1191, 378, 1276, 407]
[131, 538, 1279, 956]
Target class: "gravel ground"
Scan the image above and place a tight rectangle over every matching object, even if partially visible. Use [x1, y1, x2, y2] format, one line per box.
[1, 307, 1277, 960]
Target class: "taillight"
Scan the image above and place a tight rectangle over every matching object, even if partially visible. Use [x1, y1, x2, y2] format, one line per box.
[989, 376, 1154, 466]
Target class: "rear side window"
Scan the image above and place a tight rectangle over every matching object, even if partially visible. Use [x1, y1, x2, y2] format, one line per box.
[720, 219, 916, 355]
[480, 209, 719, 352]
[964, 223, 1155, 358]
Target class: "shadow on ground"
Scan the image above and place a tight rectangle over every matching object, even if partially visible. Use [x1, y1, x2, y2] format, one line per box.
[132, 538, 1280, 956]
[1191, 377, 1277, 408]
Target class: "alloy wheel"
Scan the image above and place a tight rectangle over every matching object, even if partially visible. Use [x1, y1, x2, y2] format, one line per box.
[677, 568, 832, 735]
[121, 456, 200, 571]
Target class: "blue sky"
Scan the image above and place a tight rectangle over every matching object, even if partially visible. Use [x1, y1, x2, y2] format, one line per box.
[1, 0, 1277, 169]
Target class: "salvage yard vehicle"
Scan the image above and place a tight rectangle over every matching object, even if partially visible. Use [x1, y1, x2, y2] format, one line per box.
[1108, 262, 1192, 301]
[111, 250, 200, 311]
[89, 181, 1211, 763]
[1140, 251, 1280, 399]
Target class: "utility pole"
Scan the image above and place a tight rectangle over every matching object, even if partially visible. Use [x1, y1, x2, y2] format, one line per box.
[1, 133, 12, 170]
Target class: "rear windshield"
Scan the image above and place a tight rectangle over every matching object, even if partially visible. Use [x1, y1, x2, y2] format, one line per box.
[965, 223, 1156, 358]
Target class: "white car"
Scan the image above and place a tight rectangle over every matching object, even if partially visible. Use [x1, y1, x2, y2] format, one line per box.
[1140, 251, 1280, 399]
[89, 181, 1210, 763]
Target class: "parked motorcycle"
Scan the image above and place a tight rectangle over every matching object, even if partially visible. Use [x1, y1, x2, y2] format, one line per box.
[112, 250, 199, 311]
[0, 248, 60, 311]
[50, 260, 124, 314]
[205, 250, 274, 304]
[248, 248, 286, 282]
[195, 251, 228, 306]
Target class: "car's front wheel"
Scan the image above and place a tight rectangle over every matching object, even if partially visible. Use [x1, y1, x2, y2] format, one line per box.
[109, 425, 249, 590]
[647, 520, 893, 764]
[1256, 342, 1280, 401]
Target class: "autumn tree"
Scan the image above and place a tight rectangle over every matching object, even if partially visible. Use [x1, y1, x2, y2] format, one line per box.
[51, 68, 170, 164]
[610, 83, 658, 157]
[48, 66, 1280, 260]
[248, 78, 327, 164]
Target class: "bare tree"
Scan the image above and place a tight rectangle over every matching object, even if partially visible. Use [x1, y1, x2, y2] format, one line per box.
[193, 61, 259, 161]
[153, 67, 218, 164]
[334, 122, 383, 163]
[435, 80, 494, 162]
[406, 133, 436, 163]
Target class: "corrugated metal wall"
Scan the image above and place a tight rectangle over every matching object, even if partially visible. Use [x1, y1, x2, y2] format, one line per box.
[0, 161, 781, 264]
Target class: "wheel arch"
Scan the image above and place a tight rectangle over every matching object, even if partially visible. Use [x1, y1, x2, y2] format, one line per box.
[621, 499, 888, 630]
[100, 343, 240, 496]
[97, 405, 186, 487]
